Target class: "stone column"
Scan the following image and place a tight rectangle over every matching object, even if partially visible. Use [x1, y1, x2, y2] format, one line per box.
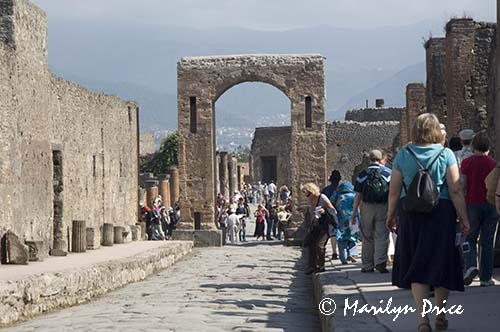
[51, 148, 67, 256]
[405, 83, 427, 142]
[158, 174, 171, 207]
[145, 180, 158, 208]
[114, 226, 125, 244]
[71, 220, 86, 253]
[237, 165, 242, 191]
[137, 222, 147, 240]
[102, 223, 114, 246]
[86, 227, 98, 250]
[425, 38, 447, 125]
[219, 152, 228, 197]
[215, 152, 221, 195]
[228, 155, 235, 196]
[169, 167, 180, 205]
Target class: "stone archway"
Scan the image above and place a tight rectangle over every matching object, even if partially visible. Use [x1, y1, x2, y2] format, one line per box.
[177, 54, 327, 237]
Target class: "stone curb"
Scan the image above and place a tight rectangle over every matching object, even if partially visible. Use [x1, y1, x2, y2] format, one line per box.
[312, 268, 391, 332]
[0, 241, 193, 327]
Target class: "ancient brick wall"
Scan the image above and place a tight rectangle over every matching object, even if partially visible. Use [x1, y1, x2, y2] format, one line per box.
[425, 38, 447, 124]
[0, 0, 138, 253]
[444, 19, 496, 136]
[344, 107, 402, 122]
[402, 83, 427, 145]
[250, 126, 292, 187]
[326, 121, 399, 181]
[250, 121, 399, 189]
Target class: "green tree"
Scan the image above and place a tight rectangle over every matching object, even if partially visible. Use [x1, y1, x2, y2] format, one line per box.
[140, 132, 179, 174]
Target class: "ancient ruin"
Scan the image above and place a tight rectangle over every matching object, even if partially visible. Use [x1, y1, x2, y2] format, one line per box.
[177, 54, 327, 235]
[0, 0, 138, 258]
[251, 100, 400, 184]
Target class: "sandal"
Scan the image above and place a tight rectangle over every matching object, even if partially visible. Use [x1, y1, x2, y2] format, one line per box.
[435, 316, 448, 331]
[418, 321, 432, 332]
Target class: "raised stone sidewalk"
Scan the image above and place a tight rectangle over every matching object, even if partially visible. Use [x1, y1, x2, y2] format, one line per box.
[313, 244, 500, 332]
[0, 240, 193, 327]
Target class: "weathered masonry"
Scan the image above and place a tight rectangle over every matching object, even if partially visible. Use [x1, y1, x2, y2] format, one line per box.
[177, 54, 327, 233]
[0, 0, 138, 255]
[251, 110, 399, 186]
[400, 18, 497, 147]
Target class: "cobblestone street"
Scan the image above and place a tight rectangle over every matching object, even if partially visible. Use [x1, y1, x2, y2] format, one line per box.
[4, 218, 320, 332]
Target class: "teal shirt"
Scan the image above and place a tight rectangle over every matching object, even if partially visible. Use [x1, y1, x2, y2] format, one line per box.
[392, 144, 457, 200]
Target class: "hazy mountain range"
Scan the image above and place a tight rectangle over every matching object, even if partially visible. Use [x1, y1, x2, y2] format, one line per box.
[46, 18, 438, 131]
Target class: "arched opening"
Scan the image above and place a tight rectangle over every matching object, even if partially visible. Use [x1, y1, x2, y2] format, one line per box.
[213, 81, 291, 199]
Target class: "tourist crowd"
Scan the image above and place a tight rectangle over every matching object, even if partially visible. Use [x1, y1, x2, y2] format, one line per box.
[302, 113, 500, 332]
[215, 182, 293, 244]
[140, 196, 180, 241]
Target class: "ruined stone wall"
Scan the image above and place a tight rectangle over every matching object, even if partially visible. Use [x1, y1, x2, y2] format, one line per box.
[0, 0, 138, 253]
[139, 133, 156, 156]
[326, 121, 399, 181]
[401, 83, 427, 145]
[444, 19, 496, 136]
[344, 107, 402, 122]
[251, 126, 291, 187]
[178, 54, 326, 228]
[425, 38, 447, 124]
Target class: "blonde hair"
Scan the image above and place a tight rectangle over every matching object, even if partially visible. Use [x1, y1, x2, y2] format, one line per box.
[301, 182, 320, 196]
[412, 113, 444, 144]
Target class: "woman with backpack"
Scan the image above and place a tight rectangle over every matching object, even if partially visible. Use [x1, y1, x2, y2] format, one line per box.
[386, 113, 470, 332]
[461, 131, 499, 287]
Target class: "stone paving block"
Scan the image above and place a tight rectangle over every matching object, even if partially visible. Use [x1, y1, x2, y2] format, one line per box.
[1, 231, 29, 265]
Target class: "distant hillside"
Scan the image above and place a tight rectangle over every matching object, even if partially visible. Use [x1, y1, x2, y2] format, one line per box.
[339, 62, 426, 113]
[45, 19, 436, 130]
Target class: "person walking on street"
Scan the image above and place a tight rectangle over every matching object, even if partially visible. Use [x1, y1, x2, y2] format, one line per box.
[332, 181, 359, 264]
[455, 129, 474, 169]
[323, 170, 341, 260]
[254, 204, 268, 240]
[351, 149, 391, 273]
[387, 113, 469, 332]
[226, 209, 240, 244]
[302, 183, 337, 275]
[461, 131, 499, 287]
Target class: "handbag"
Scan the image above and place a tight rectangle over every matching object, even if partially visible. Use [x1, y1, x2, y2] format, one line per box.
[320, 207, 339, 229]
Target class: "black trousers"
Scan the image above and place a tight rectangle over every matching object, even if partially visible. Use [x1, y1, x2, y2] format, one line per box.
[308, 226, 330, 270]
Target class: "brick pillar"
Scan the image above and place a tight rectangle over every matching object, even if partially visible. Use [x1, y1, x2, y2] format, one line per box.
[158, 174, 171, 208]
[445, 18, 476, 136]
[406, 83, 427, 142]
[400, 107, 409, 146]
[169, 167, 180, 205]
[219, 152, 228, 197]
[71, 220, 86, 253]
[145, 180, 158, 208]
[425, 38, 447, 124]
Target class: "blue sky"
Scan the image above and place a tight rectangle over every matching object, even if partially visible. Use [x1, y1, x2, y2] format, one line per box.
[32, 0, 495, 30]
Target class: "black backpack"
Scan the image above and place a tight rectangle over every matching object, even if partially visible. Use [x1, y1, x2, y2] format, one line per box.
[361, 167, 390, 203]
[403, 147, 445, 213]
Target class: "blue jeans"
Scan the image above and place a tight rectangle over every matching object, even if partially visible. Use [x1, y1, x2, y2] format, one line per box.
[239, 224, 246, 241]
[266, 218, 275, 239]
[465, 204, 499, 281]
[337, 239, 356, 264]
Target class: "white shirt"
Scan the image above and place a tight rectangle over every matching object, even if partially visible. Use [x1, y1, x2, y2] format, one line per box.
[226, 214, 240, 228]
